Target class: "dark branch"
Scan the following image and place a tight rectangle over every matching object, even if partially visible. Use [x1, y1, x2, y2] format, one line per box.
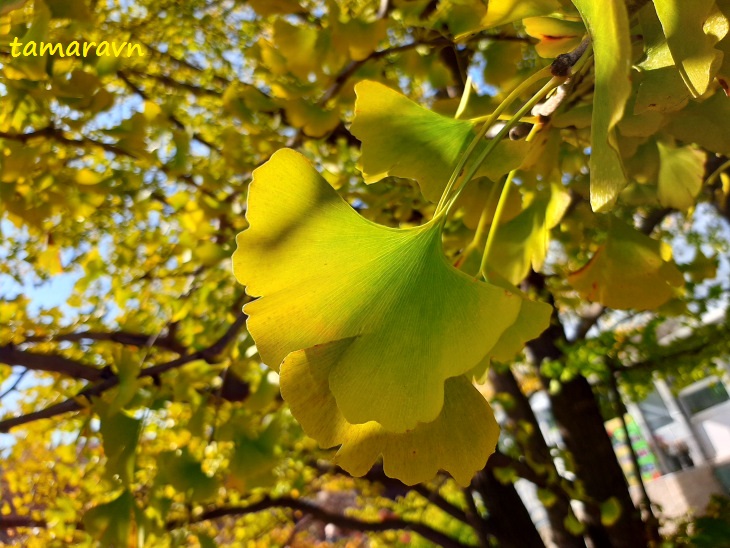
[166, 495, 469, 548]
[0, 314, 247, 433]
[0, 516, 46, 530]
[0, 346, 105, 382]
[21, 330, 186, 355]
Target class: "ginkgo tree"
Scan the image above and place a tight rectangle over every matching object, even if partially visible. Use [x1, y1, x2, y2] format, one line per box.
[1, 0, 730, 547]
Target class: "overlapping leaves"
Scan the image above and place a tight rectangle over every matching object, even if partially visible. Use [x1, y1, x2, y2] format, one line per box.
[233, 149, 549, 483]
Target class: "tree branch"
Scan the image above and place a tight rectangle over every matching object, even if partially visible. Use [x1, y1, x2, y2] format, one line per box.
[0, 313, 247, 433]
[166, 495, 469, 548]
[0, 516, 46, 529]
[0, 346, 105, 382]
[21, 330, 186, 355]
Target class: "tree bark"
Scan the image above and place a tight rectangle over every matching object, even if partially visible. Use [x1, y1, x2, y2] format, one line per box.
[490, 368, 587, 548]
[472, 461, 546, 548]
[526, 272, 647, 547]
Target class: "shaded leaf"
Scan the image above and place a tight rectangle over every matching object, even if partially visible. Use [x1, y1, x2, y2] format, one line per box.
[568, 218, 684, 310]
[82, 489, 134, 546]
[279, 340, 499, 486]
[486, 184, 571, 284]
[100, 409, 141, 486]
[656, 141, 706, 211]
[157, 448, 218, 502]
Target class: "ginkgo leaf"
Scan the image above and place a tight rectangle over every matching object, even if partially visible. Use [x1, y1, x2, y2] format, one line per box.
[99, 408, 141, 486]
[470, 287, 553, 381]
[483, 0, 563, 29]
[455, 177, 522, 229]
[653, 0, 723, 98]
[635, 5, 692, 114]
[523, 17, 584, 58]
[568, 219, 684, 310]
[656, 141, 706, 211]
[350, 80, 530, 203]
[572, 0, 632, 211]
[279, 340, 499, 486]
[157, 448, 219, 501]
[82, 489, 134, 546]
[485, 184, 571, 285]
[666, 91, 730, 155]
[233, 149, 522, 432]
[284, 99, 340, 137]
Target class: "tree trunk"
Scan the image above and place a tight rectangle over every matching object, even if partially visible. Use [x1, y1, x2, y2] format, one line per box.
[525, 272, 648, 547]
[472, 462, 546, 548]
[548, 375, 647, 547]
[490, 368, 587, 548]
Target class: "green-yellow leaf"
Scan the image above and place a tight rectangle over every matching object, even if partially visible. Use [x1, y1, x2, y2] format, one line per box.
[653, 0, 723, 98]
[600, 497, 623, 527]
[233, 149, 522, 432]
[82, 489, 134, 546]
[656, 141, 706, 211]
[666, 91, 730, 155]
[100, 409, 141, 486]
[351, 80, 529, 203]
[568, 218, 684, 310]
[572, 0, 632, 211]
[157, 448, 218, 501]
[486, 184, 571, 285]
[279, 340, 499, 486]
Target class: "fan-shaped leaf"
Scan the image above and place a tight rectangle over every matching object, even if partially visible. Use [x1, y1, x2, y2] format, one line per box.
[233, 149, 522, 432]
[350, 80, 529, 203]
[568, 219, 684, 310]
[653, 0, 723, 98]
[657, 141, 705, 211]
[279, 340, 499, 486]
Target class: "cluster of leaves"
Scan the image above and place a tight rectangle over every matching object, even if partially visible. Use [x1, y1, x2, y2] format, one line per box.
[0, 0, 729, 546]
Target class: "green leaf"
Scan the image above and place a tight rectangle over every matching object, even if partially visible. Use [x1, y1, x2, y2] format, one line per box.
[666, 91, 730, 155]
[233, 149, 523, 432]
[350, 80, 529, 203]
[157, 448, 218, 502]
[568, 218, 684, 310]
[537, 487, 558, 508]
[228, 419, 280, 491]
[279, 340, 499, 486]
[653, 0, 723, 98]
[572, 0, 632, 211]
[564, 512, 585, 535]
[656, 141, 706, 211]
[82, 489, 134, 546]
[486, 184, 571, 285]
[600, 496, 623, 527]
[100, 409, 141, 486]
[635, 5, 692, 113]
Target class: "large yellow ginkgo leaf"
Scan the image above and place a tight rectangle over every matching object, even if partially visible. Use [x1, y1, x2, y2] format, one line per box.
[279, 340, 500, 486]
[233, 149, 522, 432]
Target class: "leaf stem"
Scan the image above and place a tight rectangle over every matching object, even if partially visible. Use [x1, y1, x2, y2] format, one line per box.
[705, 157, 730, 190]
[433, 66, 554, 218]
[479, 123, 542, 280]
[442, 75, 564, 219]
